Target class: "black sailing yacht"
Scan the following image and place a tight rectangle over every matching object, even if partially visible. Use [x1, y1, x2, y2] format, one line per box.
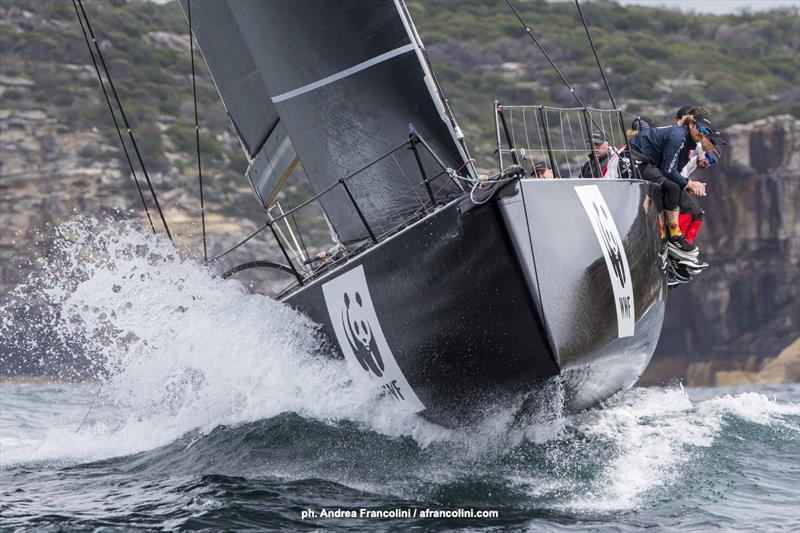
[168, 0, 666, 426]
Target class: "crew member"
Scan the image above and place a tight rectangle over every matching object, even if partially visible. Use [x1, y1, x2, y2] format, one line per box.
[628, 112, 724, 261]
[532, 160, 554, 179]
[581, 131, 611, 179]
[675, 106, 715, 245]
[626, 116, 654, 139]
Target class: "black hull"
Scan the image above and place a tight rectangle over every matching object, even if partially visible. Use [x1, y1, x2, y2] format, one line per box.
[283, 178, 665, 426]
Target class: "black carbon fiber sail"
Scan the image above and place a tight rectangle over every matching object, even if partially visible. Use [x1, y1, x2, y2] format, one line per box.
[180, 0, 297, 207]
[183, 0, 470, 244]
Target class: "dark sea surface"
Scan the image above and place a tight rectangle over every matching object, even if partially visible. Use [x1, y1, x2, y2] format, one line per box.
[1, 220, 799, 531]
[1, 383, 798, 531]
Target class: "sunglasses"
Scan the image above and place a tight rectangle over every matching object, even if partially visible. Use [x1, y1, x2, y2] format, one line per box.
[704, 147, 721, 165]
[696, 123, 713, 136]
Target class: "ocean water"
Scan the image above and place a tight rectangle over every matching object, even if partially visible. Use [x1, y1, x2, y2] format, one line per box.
[1, 219, 799, 531]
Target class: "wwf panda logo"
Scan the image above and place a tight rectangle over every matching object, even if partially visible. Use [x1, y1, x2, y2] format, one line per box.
[593, 201, 627, 288]
[341, 291, 385, 377]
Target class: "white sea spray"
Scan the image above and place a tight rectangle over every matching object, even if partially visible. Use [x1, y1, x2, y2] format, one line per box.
[1, 218, 798, 518]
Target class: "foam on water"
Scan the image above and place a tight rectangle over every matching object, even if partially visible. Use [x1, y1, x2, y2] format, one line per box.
[0, 218, 442, 464]
[559, 385, 800, 512]
[1, 219, 798, 517]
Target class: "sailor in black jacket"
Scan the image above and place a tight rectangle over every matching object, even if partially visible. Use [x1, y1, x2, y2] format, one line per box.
[581, 131, 611, 179]
[629, 113, 724, 258]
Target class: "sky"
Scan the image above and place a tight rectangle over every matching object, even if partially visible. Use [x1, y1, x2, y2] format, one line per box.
[152, 0, 799, 12]
[606, 0, 798, 14]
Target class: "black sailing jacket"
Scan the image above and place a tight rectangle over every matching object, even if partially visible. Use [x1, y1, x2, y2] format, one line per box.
[580, 151, 609, 179]
[629, 124, 694, 188]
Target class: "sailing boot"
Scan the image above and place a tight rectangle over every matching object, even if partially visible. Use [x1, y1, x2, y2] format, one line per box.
[677, 257, 709, 275]
[674, 263, 694, 282]
[660, 241, 670, 270]
[667, 234, 699, 261]
[667, 260, 693, 284]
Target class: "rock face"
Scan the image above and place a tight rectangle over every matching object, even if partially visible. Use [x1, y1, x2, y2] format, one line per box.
[0, 0, 797, 384]
[0, 107, 126, 291]
[639, 115, 800, 386]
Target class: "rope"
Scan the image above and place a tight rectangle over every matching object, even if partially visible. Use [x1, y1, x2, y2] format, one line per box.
[71, 0, 155, 234]
[75, 0, 173, 243]
[188, 0, 207, 261]
[468, 166, 522, 205]
[454, 163, 522, 206]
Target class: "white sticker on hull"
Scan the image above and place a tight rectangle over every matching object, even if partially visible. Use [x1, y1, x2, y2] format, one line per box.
[322, 265, 425, 413]
[575, 185, 635, 338]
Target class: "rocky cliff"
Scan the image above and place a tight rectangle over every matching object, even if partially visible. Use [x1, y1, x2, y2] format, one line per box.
[0, 1, 302, 301]
[640, 115, 800, 386]
[1, 0, 798, 385]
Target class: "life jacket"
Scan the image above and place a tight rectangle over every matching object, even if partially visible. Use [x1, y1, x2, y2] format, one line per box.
[680, 143, 703, 178]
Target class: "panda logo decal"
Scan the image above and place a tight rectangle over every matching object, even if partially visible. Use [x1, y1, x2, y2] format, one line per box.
[341, 291, 385, 377]
[593, 202, 627, 288]
[322, 265, 425, 413]
[575, 185, 635, 338]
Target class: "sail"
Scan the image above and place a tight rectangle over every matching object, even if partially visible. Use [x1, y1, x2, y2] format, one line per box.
[184, 0, 472, 244]
[180, 0, 297, 207]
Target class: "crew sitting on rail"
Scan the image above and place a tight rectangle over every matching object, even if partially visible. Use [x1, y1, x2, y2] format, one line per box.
[580, 131, 612, 179]
[675, 106, 719, 247]
[532, 160, 554, 179]
[628, 112, 724, 264]
[671, 106, 723, 280]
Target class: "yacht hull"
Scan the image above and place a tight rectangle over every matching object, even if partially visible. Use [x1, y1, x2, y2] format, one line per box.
[283, 178, 665, 426]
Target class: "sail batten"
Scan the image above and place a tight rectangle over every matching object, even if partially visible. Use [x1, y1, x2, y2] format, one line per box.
[271, 44, 417, 104]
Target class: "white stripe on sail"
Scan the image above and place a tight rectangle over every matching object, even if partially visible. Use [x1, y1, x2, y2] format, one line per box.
[271, 43, 416, 103]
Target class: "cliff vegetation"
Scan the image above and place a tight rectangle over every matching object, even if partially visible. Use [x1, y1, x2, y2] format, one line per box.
[1, 0, 798, 384]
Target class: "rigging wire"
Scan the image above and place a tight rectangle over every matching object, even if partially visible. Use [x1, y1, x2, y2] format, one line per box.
[74, 384, 101, 433]
[75, 0, 173, 243]
[187, 0, 208, 261]
[503, 0, 613, 141]
[72, 0, 176, 431]
[574, 0, 618, 110]
[574, 0, 631, 155]
[206, 221, 271, 263]
[71, 0, 155, 234]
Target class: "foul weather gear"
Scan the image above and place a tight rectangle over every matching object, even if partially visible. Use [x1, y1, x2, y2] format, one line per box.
[629, 124, 695, 188]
